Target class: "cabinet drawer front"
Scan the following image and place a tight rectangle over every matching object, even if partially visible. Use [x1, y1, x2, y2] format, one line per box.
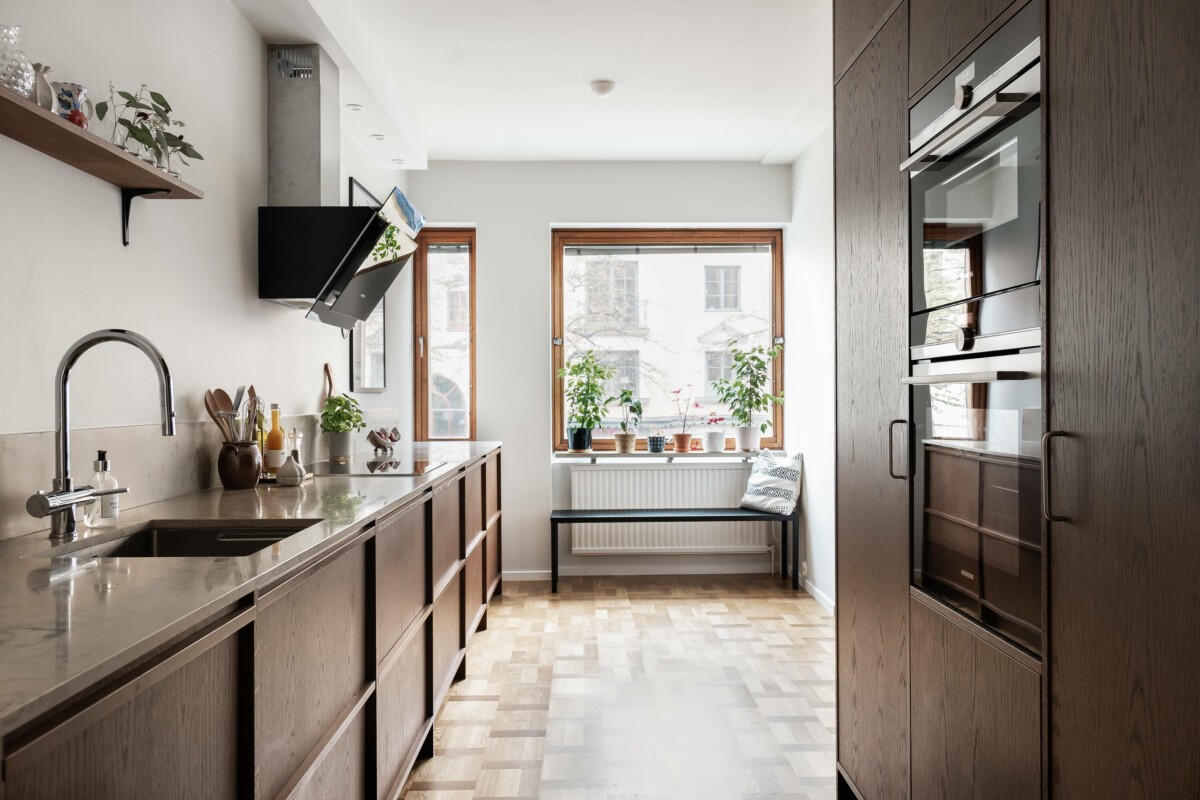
[926, 448, 980, 523]
[292, 702, 367, 800]
[485, 523, 500, 593]
[256, 544, 368, 800]
[377, 498, 429, 658]
[484, 452, 500, 523]
[432, 572, 463, 702]
[925, 513, 979, 597]
[463, 464, 484, 541]
[6, 635, 239, 800]
[432, 479, 462, 590]
[377, 631, 429, 799]
[464, 545, 485, 642]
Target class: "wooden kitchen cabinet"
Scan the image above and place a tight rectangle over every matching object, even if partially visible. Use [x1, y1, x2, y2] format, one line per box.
[835, 0, 903, 79]
[3, 612, 246, 800]
[376, 495, 430, 661]
[907, 0, 1018, 96]
[431, 476, 462, 594]
[432, 571, 463, 707]
[376, 627, 430, 800]
[463, 544, 485, 643]
[1046, 1, 1200, 795]
[834, 3, 910, 798]
[910, 596, 1039, 800]
[290, 704, 368, 800]
[255, 540, 369, 800]
[484, 452, 502, 599]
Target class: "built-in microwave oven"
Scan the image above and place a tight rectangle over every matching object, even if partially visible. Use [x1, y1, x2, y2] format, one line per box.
[903, 0, 1045, 655]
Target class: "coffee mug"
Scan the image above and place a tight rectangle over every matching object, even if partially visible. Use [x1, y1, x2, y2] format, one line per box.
[52, 82, 93, 128]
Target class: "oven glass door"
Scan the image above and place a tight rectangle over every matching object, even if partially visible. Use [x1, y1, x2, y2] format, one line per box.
[910, 103, 1041, 327]
[910, 368, 1043, 654]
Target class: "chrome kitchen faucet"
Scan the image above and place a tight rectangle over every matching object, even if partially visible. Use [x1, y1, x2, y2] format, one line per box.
[26, 329, 176, 540]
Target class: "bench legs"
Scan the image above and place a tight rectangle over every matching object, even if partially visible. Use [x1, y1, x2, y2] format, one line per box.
[792, 517, 800, 591]
[780, 520, 788, 582]
[551, 520, 559, 594]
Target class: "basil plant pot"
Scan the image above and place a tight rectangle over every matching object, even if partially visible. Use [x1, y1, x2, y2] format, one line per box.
[568, 428, 593, 452]
[328, 430, 354, 462]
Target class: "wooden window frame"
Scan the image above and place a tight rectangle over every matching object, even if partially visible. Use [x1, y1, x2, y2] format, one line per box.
[414, 228, 477, 441]
[551, 228, 785, 452]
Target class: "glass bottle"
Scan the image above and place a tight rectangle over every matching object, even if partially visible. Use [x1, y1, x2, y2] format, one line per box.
[265, 404, 286, 474]
[83, 450, 119, 528]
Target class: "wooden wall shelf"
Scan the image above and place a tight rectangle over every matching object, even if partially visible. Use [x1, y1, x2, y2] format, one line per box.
[0, 89, 203, 245]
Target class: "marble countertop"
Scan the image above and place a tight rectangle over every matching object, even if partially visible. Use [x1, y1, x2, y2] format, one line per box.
[0, 441, 500, 737]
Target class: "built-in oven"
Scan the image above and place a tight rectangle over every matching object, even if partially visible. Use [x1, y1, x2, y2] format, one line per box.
[903, 1, 1044, 656]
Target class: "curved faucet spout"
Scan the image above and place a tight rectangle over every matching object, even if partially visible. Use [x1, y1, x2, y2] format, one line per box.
[51, 329, 176, 537]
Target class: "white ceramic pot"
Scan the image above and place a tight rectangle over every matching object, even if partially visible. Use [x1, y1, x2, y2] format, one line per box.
[733, 426, 762, 452]
[327, 431, 353, 462]
[703, 431, 726, 453]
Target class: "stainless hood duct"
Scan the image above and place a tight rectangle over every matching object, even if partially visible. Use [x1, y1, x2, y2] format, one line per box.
[258, 44, 423, 329]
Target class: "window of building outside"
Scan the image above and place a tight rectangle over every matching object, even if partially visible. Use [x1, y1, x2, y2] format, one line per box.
[415, 230, 476, 441]
[705, 265, 741, 310]
[552, 229, 784, 450]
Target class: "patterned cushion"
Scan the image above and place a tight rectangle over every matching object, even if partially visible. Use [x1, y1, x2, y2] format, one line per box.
[739, 450, 804, 515]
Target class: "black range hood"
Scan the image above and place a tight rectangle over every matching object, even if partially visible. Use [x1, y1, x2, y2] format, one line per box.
[258, 187, 424, 330]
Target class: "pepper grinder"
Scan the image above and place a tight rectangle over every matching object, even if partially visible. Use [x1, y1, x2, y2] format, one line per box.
[287, 428, 305, 472]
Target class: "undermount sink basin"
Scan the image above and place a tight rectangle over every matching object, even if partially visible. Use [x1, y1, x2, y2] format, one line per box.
[32, 521, 321, 560]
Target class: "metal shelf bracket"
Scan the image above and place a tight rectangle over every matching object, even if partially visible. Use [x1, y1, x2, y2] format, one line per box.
[121, 188, 167, 246]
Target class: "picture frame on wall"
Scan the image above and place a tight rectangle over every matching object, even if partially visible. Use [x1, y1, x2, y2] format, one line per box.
[349, 177, 387, 392]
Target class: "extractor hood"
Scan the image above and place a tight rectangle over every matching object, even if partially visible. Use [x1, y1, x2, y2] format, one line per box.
[257, 44, 424, 329]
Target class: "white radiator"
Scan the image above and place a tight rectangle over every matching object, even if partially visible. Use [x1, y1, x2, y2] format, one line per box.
[569, 464, 771, 555]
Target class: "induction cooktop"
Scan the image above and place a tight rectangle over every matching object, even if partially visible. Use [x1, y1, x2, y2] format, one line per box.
[309, 453, 444, 477]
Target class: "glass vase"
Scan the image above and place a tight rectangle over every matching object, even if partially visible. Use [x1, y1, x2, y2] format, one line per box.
[0, 25, 34, 99]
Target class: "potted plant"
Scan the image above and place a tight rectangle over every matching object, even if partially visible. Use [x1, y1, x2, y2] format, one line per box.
[321, 393, 365, 462]
[671, 386, 701, 452]
[647, 429, 666, 453]
[713, 342, 784, 451]
[558, 351, 616, 452]
[613, 389, 643, 453]
[702, 412, 727, 452]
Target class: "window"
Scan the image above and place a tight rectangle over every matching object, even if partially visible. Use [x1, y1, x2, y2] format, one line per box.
[705, 265, 741, 310]
[414, 230, 476, 440]
[446, 290, 469, 332]
[552, 229, 784, 450]
[704, 350, 733, 398]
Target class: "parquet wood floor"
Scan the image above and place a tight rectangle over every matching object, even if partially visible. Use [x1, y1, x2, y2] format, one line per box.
[401, 576, 836, 800]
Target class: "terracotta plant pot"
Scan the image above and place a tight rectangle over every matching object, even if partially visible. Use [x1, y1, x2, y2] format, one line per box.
[672, 433, 693, 453]
[568, 428, 593, 452]
[613, 432, 637, 453]
[217, 441, 262, 490]
[647, 435, 666, 453]
[703, 431, 726, 452]
[733, 426, 762, 452]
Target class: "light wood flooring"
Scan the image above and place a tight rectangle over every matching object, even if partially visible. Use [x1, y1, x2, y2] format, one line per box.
[402, 575, 836, 800]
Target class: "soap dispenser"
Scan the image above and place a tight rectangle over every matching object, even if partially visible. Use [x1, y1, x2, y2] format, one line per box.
[84, 450, 120, 528]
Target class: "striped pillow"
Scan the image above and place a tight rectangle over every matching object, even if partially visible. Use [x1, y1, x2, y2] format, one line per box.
[739, 450, 804, 515]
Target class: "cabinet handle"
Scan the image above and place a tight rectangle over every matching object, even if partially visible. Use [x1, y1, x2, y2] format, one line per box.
[1041, 431, 1069, 522]
[888, 419, 908, 480]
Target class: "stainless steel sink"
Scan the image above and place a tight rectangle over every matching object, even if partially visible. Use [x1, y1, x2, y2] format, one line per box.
[31, 521, 321, 559]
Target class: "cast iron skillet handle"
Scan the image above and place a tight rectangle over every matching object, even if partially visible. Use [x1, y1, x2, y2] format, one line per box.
[888, 419, 908, 480]
[1042, 431, 1070, 522]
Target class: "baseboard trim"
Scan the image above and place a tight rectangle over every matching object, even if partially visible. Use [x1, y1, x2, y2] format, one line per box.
[802, 578, 835, 613]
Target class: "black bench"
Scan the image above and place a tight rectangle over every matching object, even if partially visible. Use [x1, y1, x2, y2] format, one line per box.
[549, 507, 801, 593]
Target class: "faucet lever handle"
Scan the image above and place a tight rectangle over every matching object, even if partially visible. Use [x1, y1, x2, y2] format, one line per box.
[25, 485, 128, 518]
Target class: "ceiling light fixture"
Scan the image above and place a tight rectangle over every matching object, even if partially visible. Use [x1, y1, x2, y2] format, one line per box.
[589, 79, 616, 98]
[370, 133, 386, 141]
[344, 103, 364, 111]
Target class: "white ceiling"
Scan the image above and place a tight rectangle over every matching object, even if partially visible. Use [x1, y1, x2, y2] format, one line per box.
[346, 0, 833, 162]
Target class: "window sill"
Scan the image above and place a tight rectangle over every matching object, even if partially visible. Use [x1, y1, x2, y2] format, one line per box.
[553, 450, 757, 464]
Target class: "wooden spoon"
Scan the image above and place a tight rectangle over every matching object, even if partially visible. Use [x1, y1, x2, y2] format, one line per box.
[204, 390, 233, 440]
[214, 388, 234, 415]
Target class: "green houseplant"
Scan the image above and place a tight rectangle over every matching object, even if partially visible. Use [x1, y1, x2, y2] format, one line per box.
[713, 342, 784, 451]
[613, 388, 643, 453]
[321, 393, 365, 462]
[557, 351, 616, 452]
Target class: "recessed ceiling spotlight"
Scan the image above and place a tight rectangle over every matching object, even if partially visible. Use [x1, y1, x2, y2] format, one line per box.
[391, 158, 405, 166]
[589, 79, 616, 98]
[370, 133, 386, 141]
[344, 103, 364, 111]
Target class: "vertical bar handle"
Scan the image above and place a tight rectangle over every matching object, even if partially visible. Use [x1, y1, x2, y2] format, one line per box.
[888, 419, 908, 480]
[1042, 431, 1070, 522]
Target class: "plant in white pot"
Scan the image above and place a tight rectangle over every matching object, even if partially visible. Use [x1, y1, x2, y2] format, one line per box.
[321, 393, 365, 463]
[701, 412, 727, 452]
[557, 351, 616, 452]
[713, 342, 784, 451]
[614, 389, 643, 453]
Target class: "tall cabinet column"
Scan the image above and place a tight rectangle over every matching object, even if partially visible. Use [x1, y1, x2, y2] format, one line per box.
[833, 3, 910, 798]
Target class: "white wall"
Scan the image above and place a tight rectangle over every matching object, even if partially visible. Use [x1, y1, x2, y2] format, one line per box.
[407, 161, 793, 580]
[0, 0, 407, 437]
[782, 124, 836, 610]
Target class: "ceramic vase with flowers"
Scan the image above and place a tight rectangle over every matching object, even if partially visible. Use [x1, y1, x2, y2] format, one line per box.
[671, 386, 701, 452]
